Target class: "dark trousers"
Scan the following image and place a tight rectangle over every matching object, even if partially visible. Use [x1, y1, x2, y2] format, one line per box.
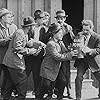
[0, 64, 3, 77]
[61, 61, 71, 95]
[54, 61, 71, 96]
[0, 64, 8, 93]
[36, 77, 55, 99]
[2, 67, 27, 100]
[36, 68, 66, 99]
[0, 64, 4, 89]
[75, 58, 100, 98]
[93, 71, 100, 96]
[54, 66, 66, 98]
[25, 55, 43, 93]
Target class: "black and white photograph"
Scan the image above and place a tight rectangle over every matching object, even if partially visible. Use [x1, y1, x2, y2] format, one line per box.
[0, 0, 100, 100]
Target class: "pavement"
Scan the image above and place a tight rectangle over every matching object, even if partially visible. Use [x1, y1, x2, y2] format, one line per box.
[0, 86, 99, 100]
[25, 86, 100, 100]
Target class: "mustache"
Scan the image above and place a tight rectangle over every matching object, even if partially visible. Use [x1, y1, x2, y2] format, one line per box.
[82, 31, 89, 35]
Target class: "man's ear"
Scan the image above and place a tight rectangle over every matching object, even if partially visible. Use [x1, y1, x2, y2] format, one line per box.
[1, 16, 5, 20]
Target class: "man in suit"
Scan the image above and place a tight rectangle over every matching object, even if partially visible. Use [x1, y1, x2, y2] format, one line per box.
[25, 10, 46, 96]
[74, 20, 100, 100]
[54, 10, 75, 99]
[35, 23, 77, 100]
[0, 8, 17, 95]
[40, 11, 51, 44]
[2, 16, 39, 100]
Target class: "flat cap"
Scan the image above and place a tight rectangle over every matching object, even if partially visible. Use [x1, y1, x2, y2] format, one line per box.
[0, 8, 12, 18]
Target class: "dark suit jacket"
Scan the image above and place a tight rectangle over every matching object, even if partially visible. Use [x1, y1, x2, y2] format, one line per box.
[74, 31, 100, 72]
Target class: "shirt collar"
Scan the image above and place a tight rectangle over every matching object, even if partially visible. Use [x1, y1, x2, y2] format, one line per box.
[0, 22, 8, 29]
[53, 37, 61, 43]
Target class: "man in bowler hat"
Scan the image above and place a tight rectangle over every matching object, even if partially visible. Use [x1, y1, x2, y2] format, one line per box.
[25, 10, 47, 96]
[0, 8, 17, 94]
[2, 16, 40, 100]
[54, 10, 75, 99]
[36, 23, 78, 100]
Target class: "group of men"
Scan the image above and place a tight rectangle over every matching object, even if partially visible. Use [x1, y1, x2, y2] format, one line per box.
[0, 7, 100, 100]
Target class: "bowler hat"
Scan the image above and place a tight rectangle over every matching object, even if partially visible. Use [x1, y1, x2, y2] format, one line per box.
[48, 23, 62, 35]
[34, 10, 45, 19]
[0, 8, 12, 18]
[22, 16, 36, 27]
[55, 10, 68, 18]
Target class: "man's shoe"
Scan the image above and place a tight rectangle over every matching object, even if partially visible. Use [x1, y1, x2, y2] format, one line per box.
[98, 94, 100, 98]
[98, 96, 100, 98]
[57, 96, 63, 100]
[44, 95, 52, 100]
[67, 95, 73, 99]
[63, 95, 73, 99]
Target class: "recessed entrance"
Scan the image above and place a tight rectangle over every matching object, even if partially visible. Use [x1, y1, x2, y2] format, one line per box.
[62, 0, 84, 35]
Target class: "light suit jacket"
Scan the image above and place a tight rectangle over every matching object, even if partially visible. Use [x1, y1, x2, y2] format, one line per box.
[3, 29, 34, 71]
[40, 38, 73, 81]
[0, 23, 17, 64]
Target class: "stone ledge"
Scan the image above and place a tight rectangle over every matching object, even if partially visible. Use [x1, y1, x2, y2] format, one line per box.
[71, 79, 94, 89]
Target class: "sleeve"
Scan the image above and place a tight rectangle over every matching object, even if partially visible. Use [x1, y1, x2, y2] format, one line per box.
[13, 31, 36, 55]
[0, 30, 10, 46]
[67, 25, 75, 39]
[47, 42, 72, 61]
[95, 35, 100, 54]
[0, 39, 9, 46]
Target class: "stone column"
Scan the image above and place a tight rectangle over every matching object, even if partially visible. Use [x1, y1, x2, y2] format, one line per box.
[97, 0, 100, 34]
[50, 0, 62, 23]
[7, 0, 18, 26]
[84, 0, 94, 21]
[84, 0, 94, 79]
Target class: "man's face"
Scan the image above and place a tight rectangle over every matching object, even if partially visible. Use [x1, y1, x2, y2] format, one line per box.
[2, 13, 13, 25]
[82, 25, 91, 35]
[56, 16, 66, 24]
[11, 15, 14, 24]
[43, 16, 49, 26]
[37, 17, 44, 25]
[28, 25, 35, 33]
[54, 29, 63, 41]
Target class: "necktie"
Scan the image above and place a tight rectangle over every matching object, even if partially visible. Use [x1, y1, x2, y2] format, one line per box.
[58, 40, 68, 53]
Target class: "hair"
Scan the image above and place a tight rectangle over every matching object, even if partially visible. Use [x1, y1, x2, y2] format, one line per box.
[56, 10, 65, 15]
[34, 9, 43, 20]
[44, 11, 50, 18]
[81, 20, 94, 29]
[48, 23, 62, 38]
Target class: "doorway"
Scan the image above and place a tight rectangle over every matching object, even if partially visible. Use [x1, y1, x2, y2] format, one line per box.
[0, 0, 7, 9]
[62, 0, 84, 35]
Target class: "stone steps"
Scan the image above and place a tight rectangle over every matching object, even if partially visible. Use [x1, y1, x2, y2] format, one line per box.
[71, 79, 94, 89]
[71, 69, 93, 89]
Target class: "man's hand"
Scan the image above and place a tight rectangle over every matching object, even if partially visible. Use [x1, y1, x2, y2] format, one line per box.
[4, 37, 12, 42]
[65, 50, 78, 60]
[71, 50, 79, 57]
[88, 49, 96, 56]
[29, 48, 37, 55]
[34, 46, 42, 56]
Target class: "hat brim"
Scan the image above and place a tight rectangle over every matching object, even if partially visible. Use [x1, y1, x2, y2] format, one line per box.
[21, 23, 36, 27]
[51, 27, 62, 35]
[55, 15, 68, 18]
[0, 12, 12, 18]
